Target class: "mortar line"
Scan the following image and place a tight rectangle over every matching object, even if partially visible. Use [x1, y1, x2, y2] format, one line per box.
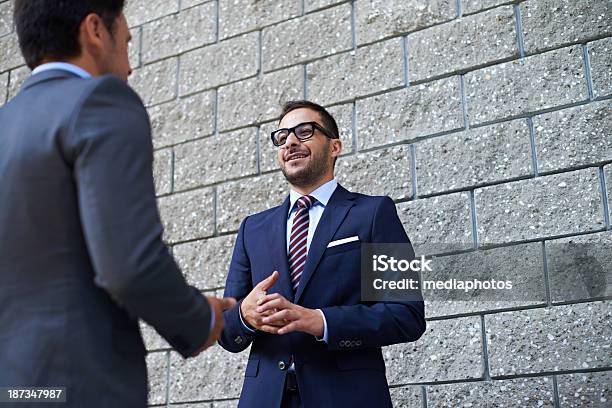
[300, 0, 305, 16]
[163, 156, 612, 204]
[256, 126, 261, 175]
[422, 385, 428, 408]
[410, 144, 418, 199]
[257, 31, 263, 78]
[459, 74, 470, 130]
[582, 43, 594, 100]
[156, 98, 612, 152]
[137, 26, 143, 69]
[426, 298, 612, 323]
[213, 88, 219, 136]
[174, 56, 181, 101]
[552, 374, 561, 408]
[176, 73, 258, 100]
[164, 350, 171, 407]
[212, 186, 218, 236]
[166, 223, 612, 261]
[169, 148, 175, 194]
[350, 0, 357, 50]
[163, 67, 610, 118]
[541, 241, 552, 306]
[599, 166, 611, 229]
[469, 190, 479, 248]
[403, 36, 410, 87]
[527, 116, 539, 177]
[462, 0, 520, 16]
[389, 367, 612, 388]
[513, 4, 525, 59]
[481, 315, 492, 381]
[351, 101, 358, 153]
[454, 96, 611, 131]
[303, 64, 309, 100]
[215, 0, 220, 43]
[260, 43, 515, 79]
[455, 0, 462, 18]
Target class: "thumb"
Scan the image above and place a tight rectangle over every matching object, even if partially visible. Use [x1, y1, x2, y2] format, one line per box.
[258, 270, 279, 291]
[220, 297, 237, 310]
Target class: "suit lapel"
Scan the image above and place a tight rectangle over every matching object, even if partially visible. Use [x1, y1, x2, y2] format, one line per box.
[265, 196, 295, 302]
[294, 185, 355, 303]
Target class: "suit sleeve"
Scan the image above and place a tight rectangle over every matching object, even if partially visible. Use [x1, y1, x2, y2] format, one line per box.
[218, 217, 258, 353]
[66, 75, 211, 358]
[321, 196, 426, 351]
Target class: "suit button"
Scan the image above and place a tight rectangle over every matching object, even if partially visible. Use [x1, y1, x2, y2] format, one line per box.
[234, 336, 243, 344]
[278, 361, 287, 370]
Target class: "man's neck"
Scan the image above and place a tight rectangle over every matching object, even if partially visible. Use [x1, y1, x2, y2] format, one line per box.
[290, 176, 334, 196]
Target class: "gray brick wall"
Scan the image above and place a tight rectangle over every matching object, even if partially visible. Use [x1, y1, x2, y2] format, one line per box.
[2, 0, 610, 406]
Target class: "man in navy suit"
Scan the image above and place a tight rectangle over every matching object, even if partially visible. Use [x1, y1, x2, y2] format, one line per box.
[218, 100, 426, 407]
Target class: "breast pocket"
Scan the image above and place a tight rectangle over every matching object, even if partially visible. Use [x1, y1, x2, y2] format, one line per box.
[325, 240, 361, 257]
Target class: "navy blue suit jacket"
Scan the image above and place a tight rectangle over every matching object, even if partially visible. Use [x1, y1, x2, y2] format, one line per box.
[219, 184, 426, 408]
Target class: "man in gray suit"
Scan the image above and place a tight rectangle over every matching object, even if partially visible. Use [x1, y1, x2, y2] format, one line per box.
[0, 1, 234, 406]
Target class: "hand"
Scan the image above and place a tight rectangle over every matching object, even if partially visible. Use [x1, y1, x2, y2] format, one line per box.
[192, 296, 236, 356]
[256, 293, 324, 337]
[240, 271, 284, 330]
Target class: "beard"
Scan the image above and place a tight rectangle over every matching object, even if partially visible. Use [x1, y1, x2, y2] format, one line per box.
[281, 149, 330, 188]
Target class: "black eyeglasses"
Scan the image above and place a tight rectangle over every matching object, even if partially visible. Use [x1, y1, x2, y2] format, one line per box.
[270, 122, 337, 147]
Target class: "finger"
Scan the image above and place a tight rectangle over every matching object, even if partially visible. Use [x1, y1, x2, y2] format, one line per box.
[262, 319, 286, 327]
[256, 292, 283, 306]
[220, 297, 237, 310]
[262, 309, 294, 325]
[256, 270, 280, 291]
[256, 297, 288, 313]
[256, 291, 266, 303]
[277, 321, 300, 335]
[260, 309, 276, 317]
[258, 325, 281, 334]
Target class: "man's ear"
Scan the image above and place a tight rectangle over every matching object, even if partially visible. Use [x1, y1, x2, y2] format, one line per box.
[331, 139, 343, 158]
[79, 13, 105, 53]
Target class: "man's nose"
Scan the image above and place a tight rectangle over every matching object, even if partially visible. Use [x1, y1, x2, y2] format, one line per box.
[284, 131, 301, 147]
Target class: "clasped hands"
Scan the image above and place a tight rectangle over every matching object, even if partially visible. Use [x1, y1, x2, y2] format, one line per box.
[240, 271, 324, 337]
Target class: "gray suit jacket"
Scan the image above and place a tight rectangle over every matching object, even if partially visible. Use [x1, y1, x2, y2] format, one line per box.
[0, 70, 211, 407]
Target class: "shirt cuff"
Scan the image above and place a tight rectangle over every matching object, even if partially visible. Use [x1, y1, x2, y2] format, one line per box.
[315, 309, 328, 343]
[239, 303, 257, 333]
[209, 306, 216, 335]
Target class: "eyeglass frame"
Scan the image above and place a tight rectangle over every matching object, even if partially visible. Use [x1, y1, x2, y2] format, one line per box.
[270, 121, 338, 147]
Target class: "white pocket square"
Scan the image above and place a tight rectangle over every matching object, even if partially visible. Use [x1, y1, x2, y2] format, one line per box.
[327, 236, 360, 248]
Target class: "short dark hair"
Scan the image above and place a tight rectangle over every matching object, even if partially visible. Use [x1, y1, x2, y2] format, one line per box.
[14, 0, 125, 69]
[279, 100, 340, 140]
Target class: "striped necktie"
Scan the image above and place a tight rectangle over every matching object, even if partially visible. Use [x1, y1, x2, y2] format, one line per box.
[288, 195, 316, 292]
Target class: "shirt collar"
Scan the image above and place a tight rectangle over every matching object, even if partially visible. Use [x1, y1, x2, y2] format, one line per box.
[288, 179, 338, 217]
[31, 62, 92, 79]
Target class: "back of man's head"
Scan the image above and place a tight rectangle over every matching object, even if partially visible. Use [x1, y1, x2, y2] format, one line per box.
[14, 0, 125, 69]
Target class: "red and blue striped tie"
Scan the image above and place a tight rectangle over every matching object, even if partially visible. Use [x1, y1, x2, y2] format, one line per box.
[288, 195, 316, 292]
